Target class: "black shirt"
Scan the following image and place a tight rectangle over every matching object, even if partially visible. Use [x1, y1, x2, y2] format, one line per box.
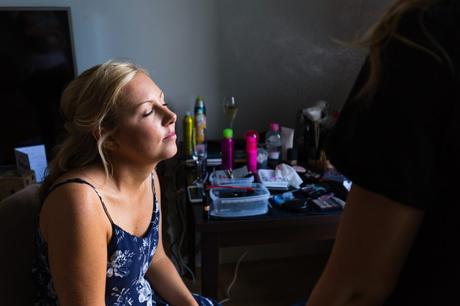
[327, 1, 460, 305]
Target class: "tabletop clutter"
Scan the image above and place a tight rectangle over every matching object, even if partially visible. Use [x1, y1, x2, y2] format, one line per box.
[183, 96, 350, 219]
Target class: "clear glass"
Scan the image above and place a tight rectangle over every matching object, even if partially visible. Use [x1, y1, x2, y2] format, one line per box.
[192, 133, 207, 184]
[193, 156, 207, 185]
[222, 96, 238, 129]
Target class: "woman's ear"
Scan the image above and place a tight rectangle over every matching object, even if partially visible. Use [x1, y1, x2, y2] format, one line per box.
[93, 127, 119, 151]
[103, 137, 119, 151]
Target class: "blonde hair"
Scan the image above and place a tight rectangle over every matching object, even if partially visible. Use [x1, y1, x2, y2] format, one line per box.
[355, 0, 452, 99]
[40, 60, 146, 200]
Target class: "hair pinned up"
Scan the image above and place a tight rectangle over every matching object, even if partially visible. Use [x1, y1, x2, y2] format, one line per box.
[40, 60, 147, 200]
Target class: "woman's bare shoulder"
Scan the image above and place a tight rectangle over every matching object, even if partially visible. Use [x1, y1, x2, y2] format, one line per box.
[53, 164, 106, 186]
[40, 167, 110, 241]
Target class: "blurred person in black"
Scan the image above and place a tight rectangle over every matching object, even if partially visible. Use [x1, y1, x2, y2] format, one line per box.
[299, 0, 459, 305]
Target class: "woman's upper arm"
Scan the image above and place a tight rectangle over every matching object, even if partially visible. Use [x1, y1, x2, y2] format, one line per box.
[312, 184, 424, 303]
[40, 184, 109, 306]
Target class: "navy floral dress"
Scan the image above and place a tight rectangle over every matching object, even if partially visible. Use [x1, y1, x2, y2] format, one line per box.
[33, 177, 219, 306]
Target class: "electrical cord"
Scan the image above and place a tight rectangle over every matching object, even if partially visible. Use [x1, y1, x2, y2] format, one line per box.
[177, 166, 211, 282]
[179, 189, 197, 283]
[176, 190, 196, 284]
[171, 187, 196, 283]
[218, 250, 248, 304]
[168, 189, 184, 263]
[162, 181, 182, 271]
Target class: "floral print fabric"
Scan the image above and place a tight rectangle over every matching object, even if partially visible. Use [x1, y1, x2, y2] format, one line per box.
[33, 178, 219, 306]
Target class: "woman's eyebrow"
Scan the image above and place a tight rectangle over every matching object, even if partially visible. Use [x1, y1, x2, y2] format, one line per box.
[135, 91, 164, 109]
[134, 100, 153, 110]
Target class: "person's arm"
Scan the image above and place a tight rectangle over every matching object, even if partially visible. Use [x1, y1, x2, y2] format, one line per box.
[306, 184, 424, 306]
[145, 171, 198, 306]
[40, 183, 110, 306]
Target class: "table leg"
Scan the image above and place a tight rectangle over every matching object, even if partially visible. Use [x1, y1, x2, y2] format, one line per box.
[201, 231, 219, 299]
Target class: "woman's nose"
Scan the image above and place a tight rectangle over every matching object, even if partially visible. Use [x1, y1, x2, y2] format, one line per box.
[163, 107, 177, 126]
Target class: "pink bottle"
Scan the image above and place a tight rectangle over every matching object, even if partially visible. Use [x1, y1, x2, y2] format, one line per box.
[221, 128, 234, 170]
[245, 130, 259, 173]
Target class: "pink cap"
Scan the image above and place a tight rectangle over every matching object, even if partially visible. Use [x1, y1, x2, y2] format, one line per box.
[269, 122, 279, 131]
[245, 130, 259, 139]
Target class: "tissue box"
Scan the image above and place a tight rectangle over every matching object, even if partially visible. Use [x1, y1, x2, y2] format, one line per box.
[209, 166, 254, 186]
[209, 183, 270, 218]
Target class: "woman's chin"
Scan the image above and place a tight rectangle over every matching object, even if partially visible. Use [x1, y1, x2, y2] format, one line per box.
[162, 144, 178, 160]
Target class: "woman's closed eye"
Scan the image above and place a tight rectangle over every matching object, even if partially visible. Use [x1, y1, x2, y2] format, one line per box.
[143, 103, 168, 117]
[143, 108, 155, 117]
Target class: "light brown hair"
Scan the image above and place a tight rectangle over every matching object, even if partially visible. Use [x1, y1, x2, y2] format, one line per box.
[39, 60, 146, 200]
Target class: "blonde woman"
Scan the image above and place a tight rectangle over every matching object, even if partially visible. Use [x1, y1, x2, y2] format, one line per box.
[299, 0, 459, 305]
[33, 61, 219, 306]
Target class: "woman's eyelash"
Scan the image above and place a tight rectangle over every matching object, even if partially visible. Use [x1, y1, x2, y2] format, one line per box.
[144, 103, 167, 117]
[144, 109, 154, 116]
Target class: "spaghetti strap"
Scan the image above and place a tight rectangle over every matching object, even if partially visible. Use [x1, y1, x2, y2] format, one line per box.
[151, 172, 158, 214]
[45, 178, 115, 225]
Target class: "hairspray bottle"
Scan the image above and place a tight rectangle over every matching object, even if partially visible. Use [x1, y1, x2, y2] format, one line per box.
[183, 111, 194, 159]
[245, 130, 259, 173]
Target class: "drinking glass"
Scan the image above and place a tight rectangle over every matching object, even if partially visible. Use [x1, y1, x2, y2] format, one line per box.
[222, 96, 238, 129]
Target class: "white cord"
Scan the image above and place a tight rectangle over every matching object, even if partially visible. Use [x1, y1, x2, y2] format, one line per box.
[175, 189, 196, 284]
[218, 250, 248, 304]
[181, 260, 196, 284]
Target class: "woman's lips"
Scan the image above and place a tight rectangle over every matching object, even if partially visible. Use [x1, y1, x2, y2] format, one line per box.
[163, 132, 177, 141]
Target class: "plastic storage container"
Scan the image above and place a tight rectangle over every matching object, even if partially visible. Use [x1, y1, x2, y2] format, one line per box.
[209, 170, 254, 186]
[209, 183, 270, 218]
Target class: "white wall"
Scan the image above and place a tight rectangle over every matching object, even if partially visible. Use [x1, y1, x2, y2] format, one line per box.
[218, 0, 392, 137]
[1, 0, 391, 139]
[0, 0, 222, 139]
